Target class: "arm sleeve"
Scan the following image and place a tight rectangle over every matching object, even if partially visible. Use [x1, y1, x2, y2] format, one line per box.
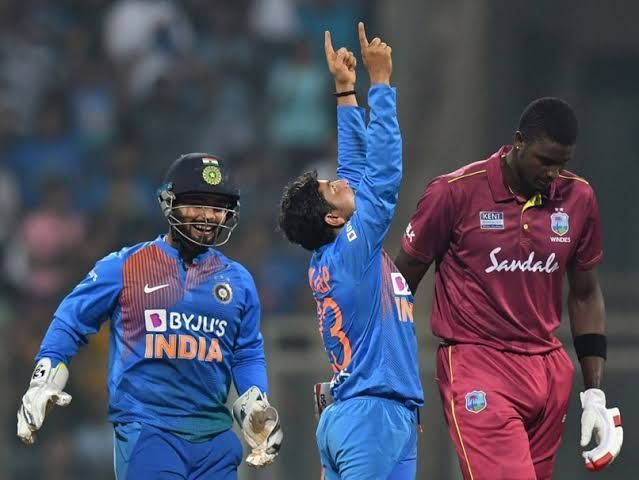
[571, 187, 603, 269]
[36, 251, 124, 366]
[336, 106, 367, 189]
[232, 272, 268, 395]
[333, 85, 402, 277]
[401, 176, 456, 265]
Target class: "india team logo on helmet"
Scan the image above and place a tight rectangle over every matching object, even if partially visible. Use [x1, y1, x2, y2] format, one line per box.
[465, 390, 487, 414]
[550, 208, 569, 236]
[202, 165, 222, 186]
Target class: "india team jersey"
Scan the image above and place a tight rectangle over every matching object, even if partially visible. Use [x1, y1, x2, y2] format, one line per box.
[309, 85, 423, 408]
[402, 145, 603, 354]
[37, 238, 267, 441]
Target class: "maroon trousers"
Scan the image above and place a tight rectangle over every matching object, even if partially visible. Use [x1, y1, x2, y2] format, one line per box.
[436, 343, 574, 480]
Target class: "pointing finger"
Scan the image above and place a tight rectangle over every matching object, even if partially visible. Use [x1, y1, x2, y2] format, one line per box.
[324, 30, 335, 58]
[358, 22, 368, 49]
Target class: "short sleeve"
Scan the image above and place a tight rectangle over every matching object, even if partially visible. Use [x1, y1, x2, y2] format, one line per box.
[571, 188, 603, 269]
[401, 176, 455, 265]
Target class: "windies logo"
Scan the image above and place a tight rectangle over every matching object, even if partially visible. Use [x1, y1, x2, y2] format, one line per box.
[550, 209, 569, 236]
[465, 390, 487, 414]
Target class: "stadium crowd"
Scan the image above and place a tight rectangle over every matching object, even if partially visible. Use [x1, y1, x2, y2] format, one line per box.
[0, 1, 370, 478]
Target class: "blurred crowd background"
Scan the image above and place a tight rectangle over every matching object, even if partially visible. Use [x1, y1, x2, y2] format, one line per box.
[1, 0, 638, 479]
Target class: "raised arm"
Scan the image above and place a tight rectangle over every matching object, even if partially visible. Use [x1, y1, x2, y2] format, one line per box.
[354, 22, 399, 225]
[331, 23, 400, 275]
[324, 30, 367, 188]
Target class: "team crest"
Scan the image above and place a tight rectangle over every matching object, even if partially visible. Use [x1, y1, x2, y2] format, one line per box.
[213, 283, 233, 304]
[465, 390, 487, 414]
[202, 165, 222, 185]
[550, 209, 569, 236]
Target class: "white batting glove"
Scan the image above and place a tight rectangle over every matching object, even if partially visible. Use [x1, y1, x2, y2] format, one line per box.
[232, 386, 283, 467]
[580, 388, 623, 471]
[17, 358, 72, 445]
[313, 382, 334, 421]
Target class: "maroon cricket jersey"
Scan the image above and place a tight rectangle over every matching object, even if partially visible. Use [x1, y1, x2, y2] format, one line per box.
[402, 146, 603, 353]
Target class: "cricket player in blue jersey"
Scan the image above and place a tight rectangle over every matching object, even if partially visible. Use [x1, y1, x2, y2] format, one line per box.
[17, 153, 282, 478]
[278, 23, 424, 479]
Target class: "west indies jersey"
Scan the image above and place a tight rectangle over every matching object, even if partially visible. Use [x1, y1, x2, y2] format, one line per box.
[309, 85, 424, 408]
[402, 145, 603, 354]
[37, 238, 267, 441]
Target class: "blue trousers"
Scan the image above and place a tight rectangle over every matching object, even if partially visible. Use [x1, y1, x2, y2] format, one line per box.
[113, 422, 243, 480]
[316, 397, 418, 480]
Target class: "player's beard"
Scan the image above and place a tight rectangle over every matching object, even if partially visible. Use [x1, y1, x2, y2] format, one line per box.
[171, 225, 209, 264]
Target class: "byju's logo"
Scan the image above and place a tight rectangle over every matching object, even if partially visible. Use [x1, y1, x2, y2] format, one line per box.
[391, 272, 411, 296]
[144, 309, 167, 332]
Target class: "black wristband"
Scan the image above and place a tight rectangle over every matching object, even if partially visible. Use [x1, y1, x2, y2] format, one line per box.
[574, 333, 607, 360]
[334, 90, 356, 97]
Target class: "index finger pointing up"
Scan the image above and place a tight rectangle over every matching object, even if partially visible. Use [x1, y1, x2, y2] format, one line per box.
[358, 22, 368, 49]
[324, 30, 335, 58]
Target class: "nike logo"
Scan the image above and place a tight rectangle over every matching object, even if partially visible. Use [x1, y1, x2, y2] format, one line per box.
[144, 284, 170, 294]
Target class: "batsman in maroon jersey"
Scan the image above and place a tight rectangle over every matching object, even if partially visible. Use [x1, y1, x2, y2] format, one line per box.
[396, 98, 623, 479]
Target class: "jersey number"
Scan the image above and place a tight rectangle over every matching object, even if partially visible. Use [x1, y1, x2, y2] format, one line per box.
[317, 298, 352, 372]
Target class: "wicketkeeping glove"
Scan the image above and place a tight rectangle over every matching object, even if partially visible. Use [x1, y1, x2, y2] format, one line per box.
[17, 358, 72, 445]
[580, 388, 623, 471]
[232, 386, 283, 467]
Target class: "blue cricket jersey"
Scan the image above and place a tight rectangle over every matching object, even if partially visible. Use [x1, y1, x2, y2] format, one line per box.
[308, 85, 424, 408]
[37, 239, 268, 441]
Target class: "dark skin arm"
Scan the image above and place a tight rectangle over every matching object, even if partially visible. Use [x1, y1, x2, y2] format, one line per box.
[395, 247, 433, 295]
[567, 265, 606, 389]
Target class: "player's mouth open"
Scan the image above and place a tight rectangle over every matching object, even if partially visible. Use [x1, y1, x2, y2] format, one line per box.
[193, 225, 215, 233]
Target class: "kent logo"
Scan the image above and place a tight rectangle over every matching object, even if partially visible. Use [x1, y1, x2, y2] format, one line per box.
[479, 211, 504, 230]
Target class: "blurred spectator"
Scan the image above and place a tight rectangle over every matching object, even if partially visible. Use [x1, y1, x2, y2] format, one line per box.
[190, 72, 258, 157]
[85, 140, 160, 260]
[69, 59, 117, 153]
[7, 90, 86, 209]
[101, 140, 158, 222]
[8, 175, 87, 299]
[249, 0, 300, 44]
[0, 100, 21, 253]
[103, 0, 194, 101]
[265, 38, 331, 166]
[0, 2, 64, 133]
[127, 74, 201, 166]
[297, 0, 365, 60]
